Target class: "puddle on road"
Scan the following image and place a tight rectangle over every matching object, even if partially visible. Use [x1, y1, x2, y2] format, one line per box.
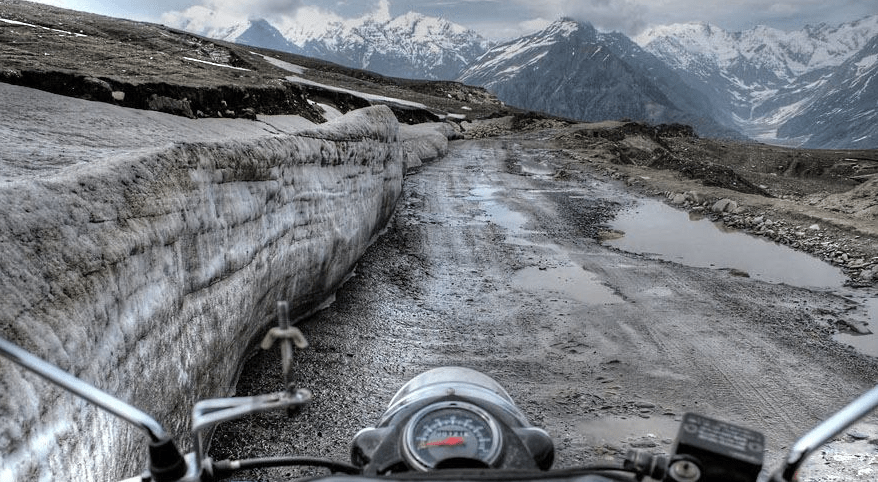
[517, 159, 556, 177]
[605, 199, 878, 357]
[575, 415, 680, 448]
[467, 185, 529, 233]
[513, 264, 624, 305]
[467, 185, 622, 306]
[835, 298, 878, 357]
[605, 200, 846, 288]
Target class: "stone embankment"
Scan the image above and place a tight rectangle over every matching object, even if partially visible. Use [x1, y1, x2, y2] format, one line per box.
[664, 191, 878, 283]
[0, 83, 451, 481]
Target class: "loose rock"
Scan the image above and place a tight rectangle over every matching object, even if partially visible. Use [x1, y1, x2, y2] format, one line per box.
[711, 198, 738, 213]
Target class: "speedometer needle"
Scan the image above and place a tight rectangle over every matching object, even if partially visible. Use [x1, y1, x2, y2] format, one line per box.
[422, 436, 465, 447]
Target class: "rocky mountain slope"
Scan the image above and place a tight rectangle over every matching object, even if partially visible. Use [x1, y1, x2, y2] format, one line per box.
[457, 19, 738, 138]
[637, 16, 878, 148]
[0, 0, 510, 124]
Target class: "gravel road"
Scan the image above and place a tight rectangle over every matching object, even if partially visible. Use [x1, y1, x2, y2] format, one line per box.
[211, 134, 878, 480]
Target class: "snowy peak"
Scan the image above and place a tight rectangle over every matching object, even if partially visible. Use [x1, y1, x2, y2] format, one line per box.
[458, 18, 734, 137]
[165, 2, 490, 80]
[636, 14, 878, 147]
[266, 7, 490, 80]
[639, 15, 878, 78]
[778, 35, 878, 148]
[459, 19, 595, 84]
[235, 19, 297, 53]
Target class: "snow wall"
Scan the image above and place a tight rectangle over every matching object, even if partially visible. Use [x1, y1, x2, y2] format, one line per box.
[0, 86, 435, 481]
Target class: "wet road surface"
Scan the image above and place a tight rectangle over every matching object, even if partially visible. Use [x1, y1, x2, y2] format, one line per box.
[211, 136, 878, 479]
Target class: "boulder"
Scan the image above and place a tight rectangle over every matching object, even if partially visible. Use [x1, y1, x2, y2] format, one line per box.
[711, 198, 738, 213]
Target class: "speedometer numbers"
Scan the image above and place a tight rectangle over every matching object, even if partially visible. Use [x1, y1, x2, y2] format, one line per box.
[403, 401, 503, 470]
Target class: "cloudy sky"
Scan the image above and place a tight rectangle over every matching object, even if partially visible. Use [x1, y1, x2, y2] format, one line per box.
[29, 0, 878, 39]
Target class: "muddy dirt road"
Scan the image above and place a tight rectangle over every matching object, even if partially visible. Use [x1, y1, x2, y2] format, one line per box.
[211, 135, 878, 480]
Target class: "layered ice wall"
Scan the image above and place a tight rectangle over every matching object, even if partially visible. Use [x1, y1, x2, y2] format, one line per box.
[0, 84, 410, 481]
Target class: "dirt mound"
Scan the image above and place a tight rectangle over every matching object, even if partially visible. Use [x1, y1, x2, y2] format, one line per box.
[556, 123, 771, 196]
[646, 150, 772, 196]
[819, 177, 878, 219]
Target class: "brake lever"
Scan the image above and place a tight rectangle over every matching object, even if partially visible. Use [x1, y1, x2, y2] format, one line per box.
[191, 388, 313, 467]
[191, 301, 312, 469]
[773, 384, 878, 481]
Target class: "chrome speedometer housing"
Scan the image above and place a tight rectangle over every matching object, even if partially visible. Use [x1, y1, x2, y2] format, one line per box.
[351, 367, 554, 474]
[402, 400, 503, 471]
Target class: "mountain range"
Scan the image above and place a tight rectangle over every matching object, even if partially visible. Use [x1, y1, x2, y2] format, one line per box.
[169, 8, 878, 149]
[457, 19, 739, 138]
[636, 17, 878, 148]
[177, 4, 491, 82]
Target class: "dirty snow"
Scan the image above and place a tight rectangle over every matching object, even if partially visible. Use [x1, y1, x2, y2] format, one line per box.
[182, 56, 250, 71]
[0, 17, 86, 37]
[0, 83, 407, 481]
[285, 74, 428, 109]
[252, 52, 307, 74]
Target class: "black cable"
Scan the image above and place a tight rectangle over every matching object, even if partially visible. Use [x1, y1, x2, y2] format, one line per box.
[212, 456, 361, 478]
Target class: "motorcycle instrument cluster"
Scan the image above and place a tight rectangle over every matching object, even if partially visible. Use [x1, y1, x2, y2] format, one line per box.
[402, 401, 502, 470]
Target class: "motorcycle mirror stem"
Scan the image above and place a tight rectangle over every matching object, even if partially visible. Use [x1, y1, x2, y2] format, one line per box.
[772, 384, 878, 482]
[0, 336, 189, 481]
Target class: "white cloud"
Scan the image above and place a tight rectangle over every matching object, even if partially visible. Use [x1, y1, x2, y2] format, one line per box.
[518, 17, 553, 34]
[495, 0, 648, 36]
[561, 0, 647, 35]
[768, 3, 802, 15]
[161, 0, 303, 32]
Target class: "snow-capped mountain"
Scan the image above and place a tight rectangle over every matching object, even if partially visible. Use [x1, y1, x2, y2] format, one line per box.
[171, 4, 491, 81]
[777, 35, 878, 148]
[458, 19, 737, 137]
[234, 19, 298, 53]
[166, 3, 878, 148]
[636, 16, 878, 147]
[290, 11, 491, 80]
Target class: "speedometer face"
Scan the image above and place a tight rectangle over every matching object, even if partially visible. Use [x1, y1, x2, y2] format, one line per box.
[403, 401, 502, 471]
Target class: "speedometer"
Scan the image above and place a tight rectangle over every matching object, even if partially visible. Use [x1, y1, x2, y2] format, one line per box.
[402, 401, 503, 471]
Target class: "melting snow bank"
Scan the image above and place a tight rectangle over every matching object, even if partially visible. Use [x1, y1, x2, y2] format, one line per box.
[399, 122, 457, 169]
[0, 84, 454, 481]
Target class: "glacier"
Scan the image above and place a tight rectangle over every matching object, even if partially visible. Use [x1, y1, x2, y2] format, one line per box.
[0, 83, 450, 481]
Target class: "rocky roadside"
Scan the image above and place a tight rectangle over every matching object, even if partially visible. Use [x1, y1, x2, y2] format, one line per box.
[596, 167, 878, 288]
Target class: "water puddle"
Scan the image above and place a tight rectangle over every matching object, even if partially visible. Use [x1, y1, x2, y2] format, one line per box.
[605, 200, 846, 288]
[575, 415, 680, 448]
[834, 298, 878, 357]
[517, 159, 556, 177]
[513, 264, 624, 305]
[467, 185, 529, 233]
[466, 186, 622, 306]
[605, 199, 878, 357]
